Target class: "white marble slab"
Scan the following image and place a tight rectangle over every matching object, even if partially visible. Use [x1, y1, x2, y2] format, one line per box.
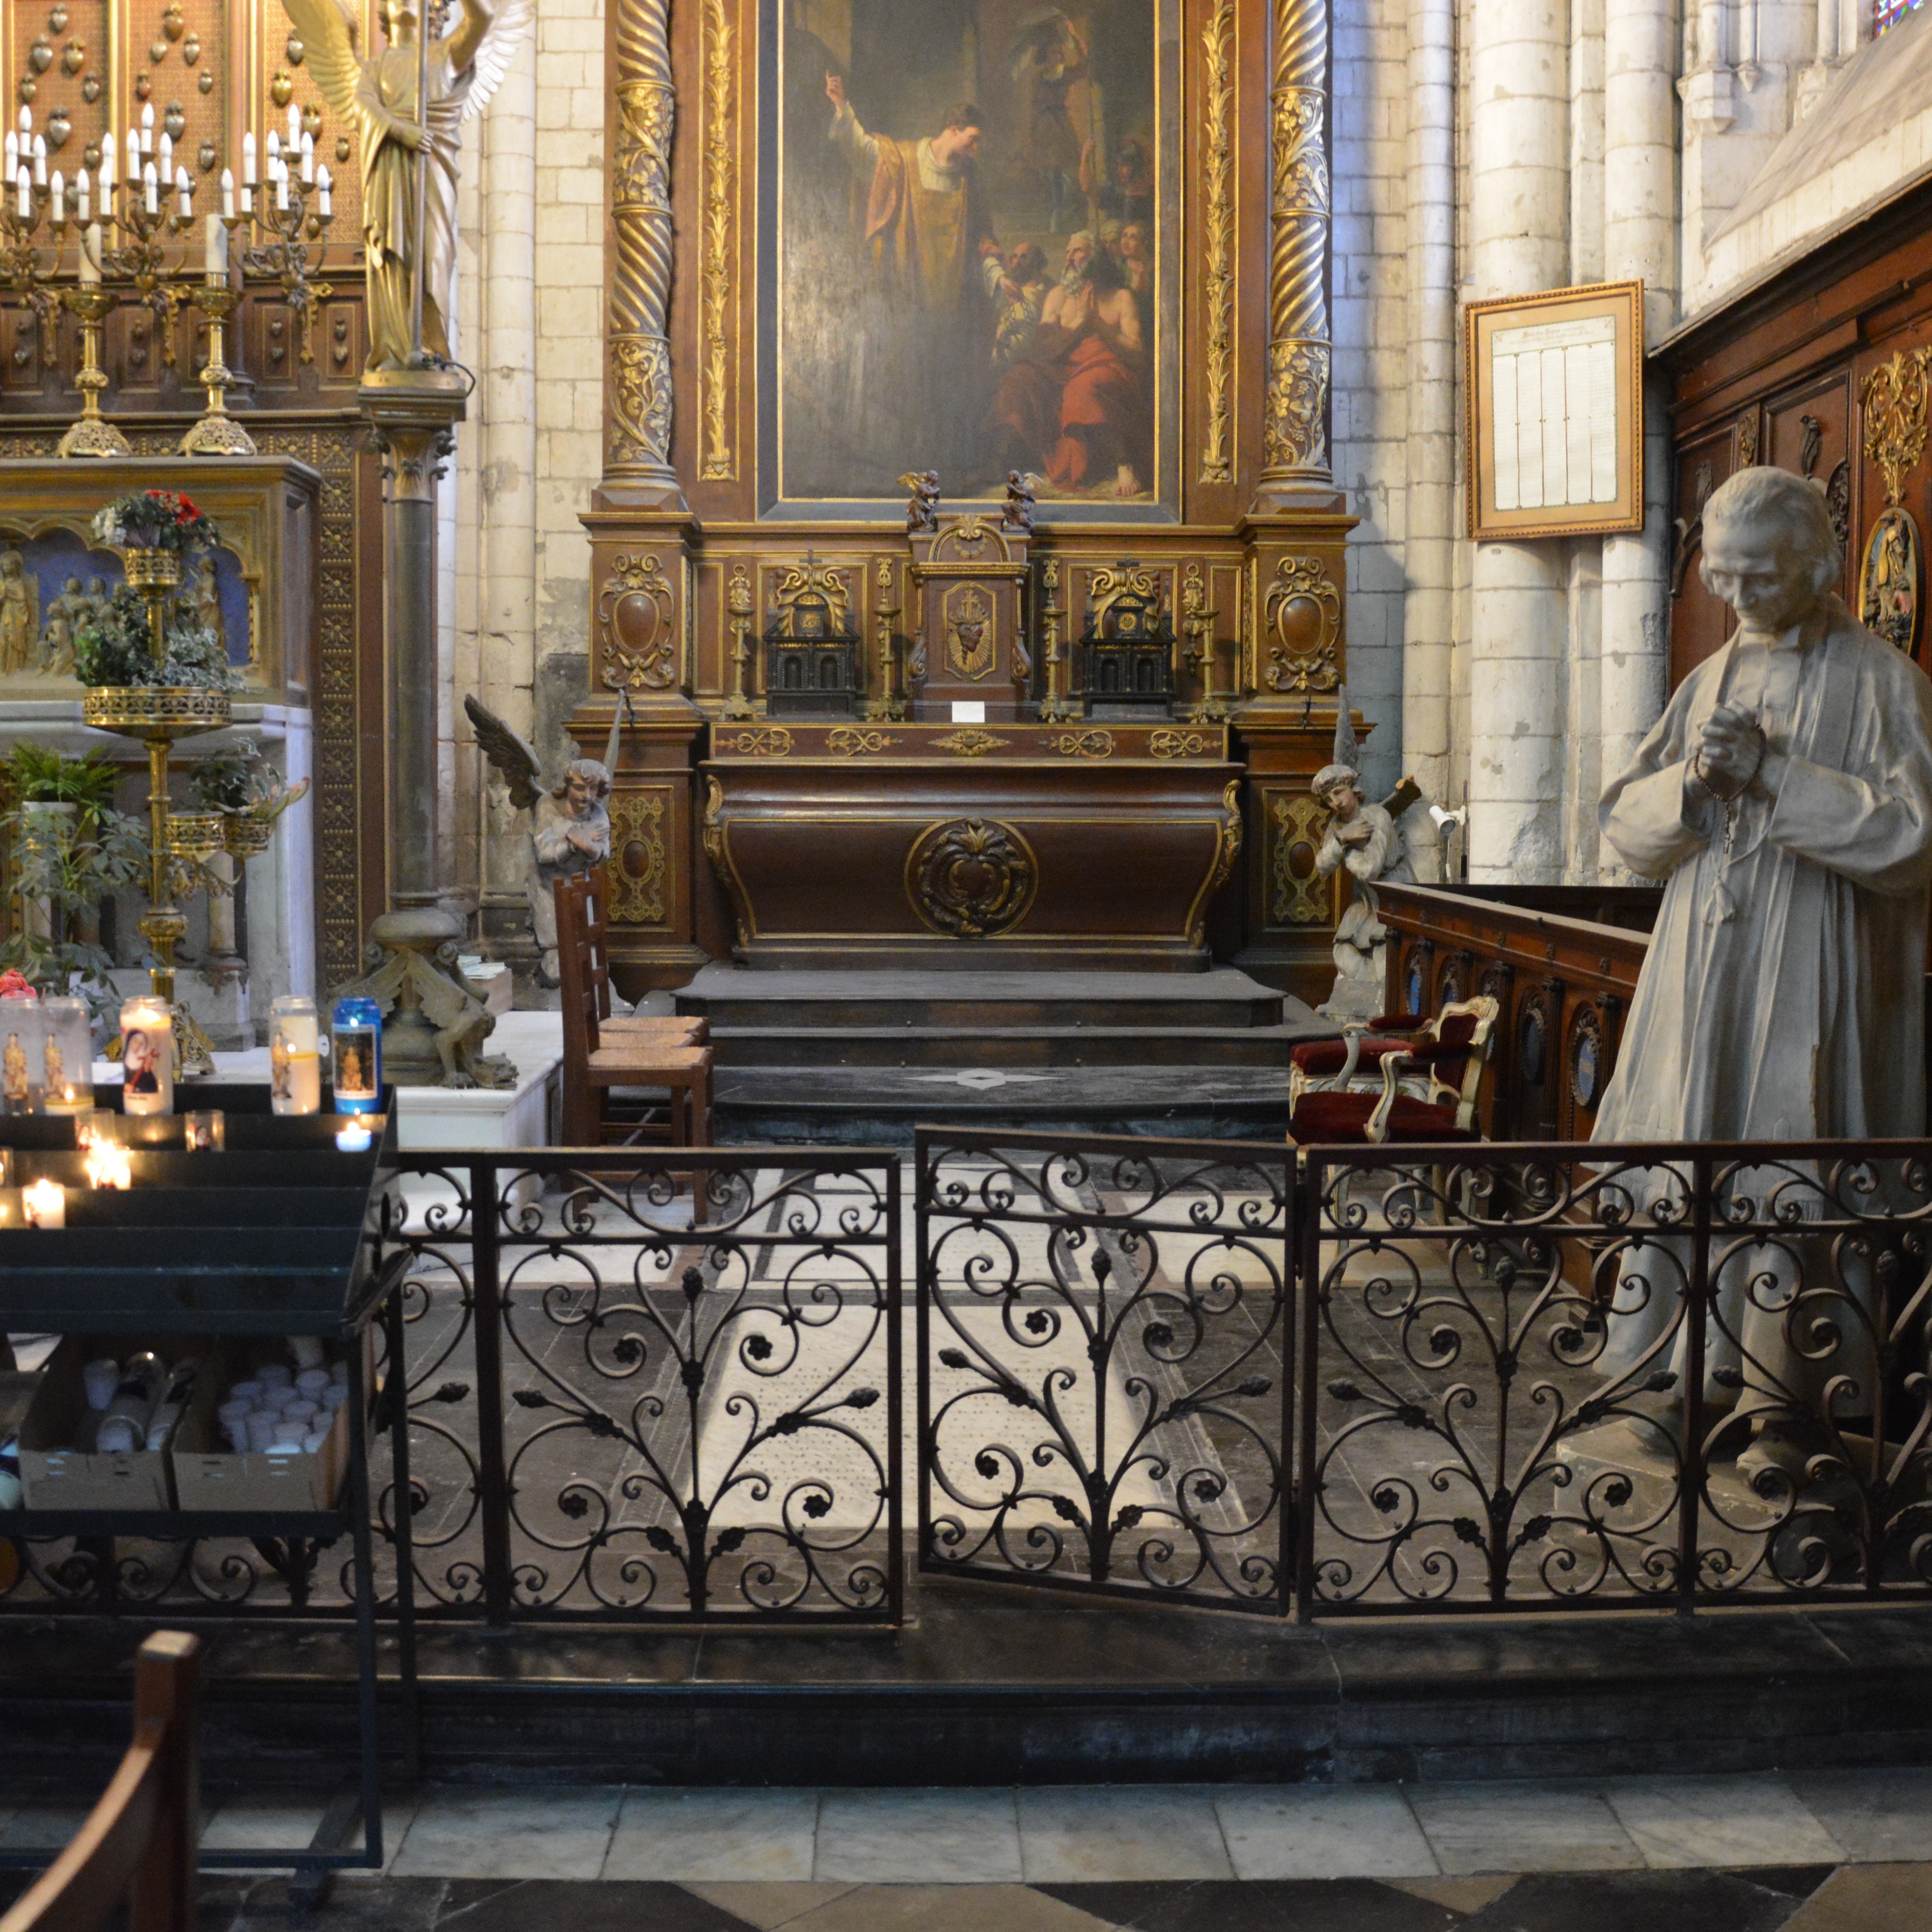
[1406, 1779, 1643, 1874]
[1605, 1773, 1847, 1870]
[388, 1785, 621, 1879]
[1213, 1785, 1440, 1879]
[814, 1789, 1023, 1883]
[1016, 1786, 1235, 1882]
[605, 1788, 819, 1882]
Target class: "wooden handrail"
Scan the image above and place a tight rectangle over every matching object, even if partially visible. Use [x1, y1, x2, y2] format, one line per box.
[0, 1632, 199, 1932]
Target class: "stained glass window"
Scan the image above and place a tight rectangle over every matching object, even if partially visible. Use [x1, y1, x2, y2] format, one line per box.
[1878, 0, 1927, 35]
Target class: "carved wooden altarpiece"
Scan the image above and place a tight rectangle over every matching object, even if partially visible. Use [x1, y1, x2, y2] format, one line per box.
[576, 0, 1357, 997]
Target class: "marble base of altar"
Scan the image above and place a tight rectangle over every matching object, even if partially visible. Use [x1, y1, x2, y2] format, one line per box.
[701, 722, 1242, 972]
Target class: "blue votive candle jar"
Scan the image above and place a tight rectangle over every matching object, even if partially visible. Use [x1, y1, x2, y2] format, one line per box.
[329, 995, 383, 1115]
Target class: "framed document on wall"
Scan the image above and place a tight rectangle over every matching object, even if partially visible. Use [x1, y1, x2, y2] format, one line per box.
[1464, 281, 1646, 541]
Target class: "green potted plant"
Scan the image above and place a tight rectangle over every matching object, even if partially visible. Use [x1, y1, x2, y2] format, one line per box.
[189, 739, 312, 861]
[0, 743, 149, 1011]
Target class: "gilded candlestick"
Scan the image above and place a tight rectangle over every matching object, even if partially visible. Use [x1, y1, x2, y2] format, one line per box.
[180, 282, 255, 455]
[57, 283, 129, 458]
[1037, 557, 1072, 722]
[1183, 565, 1230, 723]
[722, 565, 756, 721]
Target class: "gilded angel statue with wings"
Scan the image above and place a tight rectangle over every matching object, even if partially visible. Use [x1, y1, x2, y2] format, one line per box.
[281, 0, 531, 371]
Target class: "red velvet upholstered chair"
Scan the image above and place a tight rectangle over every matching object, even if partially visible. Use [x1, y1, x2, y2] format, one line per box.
[1288, 998, 1496, 1113]
[1287, 998, 1498, 1146]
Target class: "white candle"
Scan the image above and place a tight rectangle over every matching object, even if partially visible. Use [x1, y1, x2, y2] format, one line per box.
[17, 107, 28, 136]
[242, 130, 256, 185]
[126, 136, 140, 184]
[140, 104, 154, 155]
[334, 1123, 372, 1153]
[79, 222, 100, 284]
[48, 170, 62, 225]
[220, 167, 234, 219]
[316, 166, 331, 217]
[76, 170, 88, 222]
[275, 168, 289, 211]
[175, 165, 190, 219]
[143, 162, 157, 215]
[204, 211, 226, 279]
[16, 167, 29, 221]
[156, 131, 171, 182]
[288, 104, 301, 150]
[299, 132, 314, 184]
[240, 181, 253, 215]
[31, 134, 45, 187]
[100, 130, 113, 179]
[265, 129, 280, 168]
[23, 1179, 64, 1229]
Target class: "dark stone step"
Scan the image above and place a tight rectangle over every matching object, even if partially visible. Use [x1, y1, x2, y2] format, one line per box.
[704, 1024, 1322, 1070]
[3, 1573, 1929, 1792]
[674, 965, 1293, 1033]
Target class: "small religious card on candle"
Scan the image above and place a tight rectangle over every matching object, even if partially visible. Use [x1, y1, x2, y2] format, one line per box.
[119, 996, 173, 1117]
[184, 1110, 225, 1152]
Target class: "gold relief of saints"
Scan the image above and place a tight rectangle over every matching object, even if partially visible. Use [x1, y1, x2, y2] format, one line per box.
[282, 0, 532, 371]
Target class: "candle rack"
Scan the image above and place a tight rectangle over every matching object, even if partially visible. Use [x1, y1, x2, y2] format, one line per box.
[79, 547, 229, 1079]
[98, 176, 191, 371]
[226, 161, 335, 367]
[0, 163, 64, 372]
[722, 566, 756, 722]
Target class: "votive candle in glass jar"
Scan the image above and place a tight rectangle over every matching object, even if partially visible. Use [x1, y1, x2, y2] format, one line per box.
[329, 995, 382, 1115]
[0, 989, 42, 1115]
[269, 994, 322, 1115]
[40, 997, 93, 1114]
[119, 994, 173, 1116]
[184, 1109, 225, 1151]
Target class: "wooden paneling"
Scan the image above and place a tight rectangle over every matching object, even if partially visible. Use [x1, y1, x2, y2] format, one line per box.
[1660, 176, 1932, 692]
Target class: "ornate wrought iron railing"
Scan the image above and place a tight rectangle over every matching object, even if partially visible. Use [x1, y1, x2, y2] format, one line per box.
[1297, 1142, 1932, 1618]
[8, 1134, 1931, 1627]
[915, 1128, 1293, 1613]
[0, 1148, 902, 1628]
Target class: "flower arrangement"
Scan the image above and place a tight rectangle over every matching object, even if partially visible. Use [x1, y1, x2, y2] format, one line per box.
[89, 489, 215, 557]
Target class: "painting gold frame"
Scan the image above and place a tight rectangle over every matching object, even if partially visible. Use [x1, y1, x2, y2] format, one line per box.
[1463, 280, 1645, 542]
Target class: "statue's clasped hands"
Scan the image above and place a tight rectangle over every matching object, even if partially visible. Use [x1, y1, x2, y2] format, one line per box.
[1695, 703, 1786, 803]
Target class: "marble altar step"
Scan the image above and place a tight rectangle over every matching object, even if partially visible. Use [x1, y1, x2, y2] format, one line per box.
[705, 1023, 1325, 1069]
[675, 965, 1291, 1032]
[662, 965, 1336, 1140]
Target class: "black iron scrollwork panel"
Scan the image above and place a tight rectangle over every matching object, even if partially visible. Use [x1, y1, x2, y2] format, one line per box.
[1299, 1145, 1932, 1614]
[915, 1130, 1290, 1613]
[486, 1155, 899, 1621]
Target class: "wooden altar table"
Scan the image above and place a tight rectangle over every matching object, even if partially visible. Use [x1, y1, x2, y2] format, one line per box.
[700, 722, 1242, 973]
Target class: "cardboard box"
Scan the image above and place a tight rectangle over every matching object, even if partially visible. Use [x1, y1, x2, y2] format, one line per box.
[168, 1332, 369, 1517]
[15, 1335, 212, 1513]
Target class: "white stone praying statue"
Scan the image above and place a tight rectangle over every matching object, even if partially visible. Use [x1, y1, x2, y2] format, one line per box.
[1595, 465, 1932, 1145]
[1590, 466, 1932, 1488]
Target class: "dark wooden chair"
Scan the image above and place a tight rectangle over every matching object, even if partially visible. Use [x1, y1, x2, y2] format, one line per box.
[554, 868, 713, 1147]
[0, 1631, 199, 1932]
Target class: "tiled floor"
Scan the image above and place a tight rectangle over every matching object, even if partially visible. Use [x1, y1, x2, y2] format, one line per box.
[2, 1775, 1929, 1929]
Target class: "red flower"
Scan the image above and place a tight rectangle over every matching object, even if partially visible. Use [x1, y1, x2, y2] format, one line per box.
[175, 495, 200, 522]
[0, 970, 33, 998]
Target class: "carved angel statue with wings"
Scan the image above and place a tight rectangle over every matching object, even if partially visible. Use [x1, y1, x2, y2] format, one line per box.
[281, 0, 532, 371]
[1312, 684, 1422, 1022]
[466, 694, 626, 983]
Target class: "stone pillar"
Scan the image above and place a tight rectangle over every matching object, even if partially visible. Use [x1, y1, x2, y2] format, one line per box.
[1251, 0, 1334, 511]
[1599, 0, 1677, 878]
[362, 384, 465, 909]
[1467, 0, 1570, 884]
[602, 0, 686, 514]
[481, 49, 540, 906]
[1402, 0, 1456, 855]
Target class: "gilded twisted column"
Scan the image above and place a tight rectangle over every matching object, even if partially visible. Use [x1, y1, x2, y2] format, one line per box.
[605, 0, 687, 509]
[1255, 0, 1332, 503]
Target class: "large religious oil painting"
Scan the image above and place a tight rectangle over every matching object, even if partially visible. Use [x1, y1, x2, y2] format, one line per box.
[770, 0, 1177, 517]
